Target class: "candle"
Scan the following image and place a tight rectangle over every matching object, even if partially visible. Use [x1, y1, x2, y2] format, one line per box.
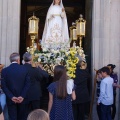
[73, 29, 77, 40]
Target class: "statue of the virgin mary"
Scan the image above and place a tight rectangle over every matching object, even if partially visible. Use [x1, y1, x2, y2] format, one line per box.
[41, 0, 70, 51]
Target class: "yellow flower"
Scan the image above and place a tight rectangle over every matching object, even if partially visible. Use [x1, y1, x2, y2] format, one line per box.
[67, 60, 72, 63]
[72, 74, 76, 78]
[66, 47, 80, 78]
[70, 48, 76, 51]
[67, 67, 76, 72]
[68, 56, 71, 60]
[67, 73, 73, 78]
[68, 63, 75, 67]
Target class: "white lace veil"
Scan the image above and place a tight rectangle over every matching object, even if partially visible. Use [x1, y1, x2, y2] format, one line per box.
[41, 0, 69, 48]
[49, 0, 64, 9]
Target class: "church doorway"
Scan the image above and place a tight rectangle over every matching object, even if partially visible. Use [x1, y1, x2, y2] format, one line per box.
[20, 0, 93, 109]
[20, 0, 92, 66]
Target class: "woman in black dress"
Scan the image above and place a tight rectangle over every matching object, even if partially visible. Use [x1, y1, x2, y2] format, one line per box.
[72, 60, 91, 120]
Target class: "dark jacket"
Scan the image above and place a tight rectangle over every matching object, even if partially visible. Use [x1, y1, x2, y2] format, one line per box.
[72, 66, 90, 104]
[1, 63, 30, 105]
[24, 63, 49, 101]
[110, 72, 118, 94]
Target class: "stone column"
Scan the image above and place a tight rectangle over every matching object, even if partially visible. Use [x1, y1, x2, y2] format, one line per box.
[92, 0, 120, 119]
[0, 0, 21, 66]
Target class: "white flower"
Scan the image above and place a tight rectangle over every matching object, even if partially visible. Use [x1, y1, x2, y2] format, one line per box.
[26, 47, 30, 52]
[38, 58, 41, 62]
[27, 47, 29, 50]
[47, 53, 51, 58]
[51, 49, 55, 53]
[34, 53, 38, 57]
[38, 53, 41, 56]
[42, 48, 47, 52]
[82, 54, 85, 58]
[65, 51, 70, 56]
[56, 57, 61, 61]
[56, 50, 59, 53]
[54, 50, 58, 54]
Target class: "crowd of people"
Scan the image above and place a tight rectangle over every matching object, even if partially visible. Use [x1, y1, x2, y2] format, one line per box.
[0, 0, 119, 119]
[0, 52, 49, 120]
[0, 52, 120, 120]
[96, 64, 118, 120]
[0, 0, 91, 119]
[0, 52, 90, 120]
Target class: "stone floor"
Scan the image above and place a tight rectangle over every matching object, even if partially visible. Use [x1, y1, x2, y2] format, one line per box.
[1, 102, 120, 120]
[92, 101, 119, 120]
[92, 103, 99, 120]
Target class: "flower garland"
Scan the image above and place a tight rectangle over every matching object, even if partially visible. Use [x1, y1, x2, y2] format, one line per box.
[66, 48, 79, 78]
[27, 46, 85, 78]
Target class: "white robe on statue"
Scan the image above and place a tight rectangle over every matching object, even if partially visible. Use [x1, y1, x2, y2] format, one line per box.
[41, 0, 70, 51]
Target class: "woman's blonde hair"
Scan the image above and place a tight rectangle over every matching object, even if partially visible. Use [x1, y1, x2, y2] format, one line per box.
[27, 109, 49, 120]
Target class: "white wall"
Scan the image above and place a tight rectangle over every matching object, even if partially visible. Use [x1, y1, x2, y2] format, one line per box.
[92, 0, 120, 119]
[0, 0, 21, 66]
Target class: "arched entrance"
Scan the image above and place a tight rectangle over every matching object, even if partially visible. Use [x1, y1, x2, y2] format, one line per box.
[20, 0, 87, 61]
[20, 0, 93, 110]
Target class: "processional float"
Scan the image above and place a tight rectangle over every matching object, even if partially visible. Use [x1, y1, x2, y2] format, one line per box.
[27, 14, 86, 78]
[27, 13, 96, 120]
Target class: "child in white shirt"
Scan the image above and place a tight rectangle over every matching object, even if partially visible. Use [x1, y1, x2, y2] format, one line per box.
[97, 67, 113, 120]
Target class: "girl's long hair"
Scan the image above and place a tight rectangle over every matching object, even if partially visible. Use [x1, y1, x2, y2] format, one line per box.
[54, 65, 67, 99]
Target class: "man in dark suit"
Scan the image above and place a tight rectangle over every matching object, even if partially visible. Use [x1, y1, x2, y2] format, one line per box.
[23, 52, 49, 112]
[1, 53, 30, 120]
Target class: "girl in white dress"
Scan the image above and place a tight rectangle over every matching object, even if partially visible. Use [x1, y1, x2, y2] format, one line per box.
[41, 0, 69, 50]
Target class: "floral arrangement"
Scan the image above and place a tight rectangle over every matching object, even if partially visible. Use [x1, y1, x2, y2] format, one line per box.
[66, 48, 79, 78]
[27, 46, 86, 78]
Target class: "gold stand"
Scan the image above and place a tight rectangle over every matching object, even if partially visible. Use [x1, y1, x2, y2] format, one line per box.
[79, 36, 83, 48]
[30, 35, 35, 54]
[30, 35, 36, 67]
[89, 70, 98, 120]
